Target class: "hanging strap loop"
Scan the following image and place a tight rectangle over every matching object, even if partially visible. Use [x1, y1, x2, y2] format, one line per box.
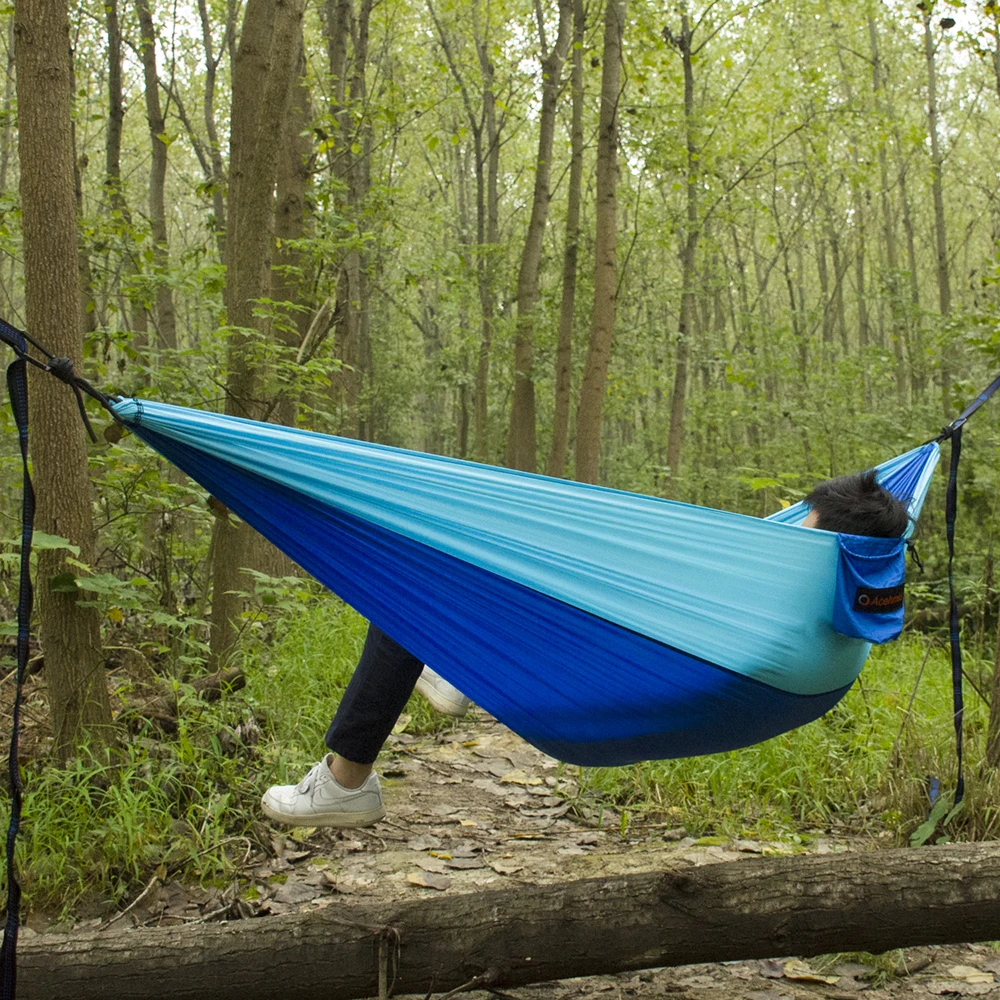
[945, 426, 965, 805]
[0, 352, 35, 1000]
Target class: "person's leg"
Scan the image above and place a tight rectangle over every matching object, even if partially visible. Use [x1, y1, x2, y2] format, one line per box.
[261, 623, 424, 827]
[324, 624, 425, 783]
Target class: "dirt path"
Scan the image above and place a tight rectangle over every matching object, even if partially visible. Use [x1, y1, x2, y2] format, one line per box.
[38, 706, 1000, 998]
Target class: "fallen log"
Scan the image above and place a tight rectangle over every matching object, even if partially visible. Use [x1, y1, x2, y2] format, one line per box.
[15, 842, 1000, 1000]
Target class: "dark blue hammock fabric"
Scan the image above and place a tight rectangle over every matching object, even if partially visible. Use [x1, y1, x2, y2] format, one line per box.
[112, 399, 940, 765]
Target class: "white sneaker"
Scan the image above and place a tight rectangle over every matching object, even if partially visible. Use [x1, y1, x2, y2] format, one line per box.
[415, 665, 471, 717]
[261, 754, 385, 828]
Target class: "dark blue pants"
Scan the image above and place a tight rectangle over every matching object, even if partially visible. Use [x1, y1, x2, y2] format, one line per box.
[324, 624, 424, 764]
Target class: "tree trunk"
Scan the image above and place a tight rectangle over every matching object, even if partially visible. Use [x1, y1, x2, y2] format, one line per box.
[665, 10, 699, 493]
[923, 9, 951, 410]
[271, 29, 313, 430]
[197, 0, 229, 257]
[506, 0, 572, 473]
[104, 0, 148, 345]
[14, 0, 114, 760]
[574, 0, 626, 484]
[327, 0, 374, 440]
[546, 0, 585, 479]
[868, 12, 907, 403]
[474, 25, 500, 462]
[208, 0, 306, 667]
[14, 844, 1000, 1000]
[135, 0, 177, 350]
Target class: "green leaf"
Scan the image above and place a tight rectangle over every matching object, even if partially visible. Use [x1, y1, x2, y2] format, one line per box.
[31, 532, 82, 557]
[910, 794, 953, 847]
[49, 572, 80, 595]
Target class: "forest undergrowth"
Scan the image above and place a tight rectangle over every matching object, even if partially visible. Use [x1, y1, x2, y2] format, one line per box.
[1, 585, 993, 922]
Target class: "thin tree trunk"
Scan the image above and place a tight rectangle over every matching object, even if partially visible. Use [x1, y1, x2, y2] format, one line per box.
[475, 22, 500, 461]
[271, 31, 313, 430]
[506, 0, 572, 472]
[923, 10, 951, 410]
[14, 0, 114, 760]
[197, 0, 229, 257]
[136, 0, 177, 350]
[105, 0, 148, 346]
[898, 160, 924, 399]
[546, 0, 585, 479]
[868, 12, 907, 403]
[574, 0, 626, 484]
[664, 10, 698, 492]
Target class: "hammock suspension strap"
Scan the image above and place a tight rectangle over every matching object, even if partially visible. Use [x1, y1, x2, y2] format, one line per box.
[0, 345, 34, 1000]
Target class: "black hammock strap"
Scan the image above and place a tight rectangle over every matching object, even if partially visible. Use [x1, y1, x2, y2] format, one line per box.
[0, 317, 117, 443]
[0, 319, 119, 1000]
[0, 344, 31, 1000]
[931, 370, 1000, 808]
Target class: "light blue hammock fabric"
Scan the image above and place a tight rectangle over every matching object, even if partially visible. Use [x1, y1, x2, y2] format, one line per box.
[111, 398, 939, 766]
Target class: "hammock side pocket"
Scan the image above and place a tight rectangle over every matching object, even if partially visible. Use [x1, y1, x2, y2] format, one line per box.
[832, 534, 907, 644]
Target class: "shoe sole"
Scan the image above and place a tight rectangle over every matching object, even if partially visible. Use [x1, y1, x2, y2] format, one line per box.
[414, 676, 470, 717]
[260, 797, 386, 829]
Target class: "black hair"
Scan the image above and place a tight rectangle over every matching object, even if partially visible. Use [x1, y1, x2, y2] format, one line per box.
[804, 469, 911, 538]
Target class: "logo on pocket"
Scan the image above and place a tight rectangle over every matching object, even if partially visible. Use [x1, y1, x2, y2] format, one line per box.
[853, 584, 904, 613]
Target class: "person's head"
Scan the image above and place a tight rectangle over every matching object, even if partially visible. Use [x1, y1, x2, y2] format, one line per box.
[801, 469, 910, 538]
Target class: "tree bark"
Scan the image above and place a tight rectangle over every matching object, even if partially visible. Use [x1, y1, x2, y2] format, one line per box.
[574, 0, 626, 484]
[868, 12, 907, 403]
[104, 0, 148, 346]
[271, 29, 314, 429]
[14, 0, 114, 760]
[923, 8, 951, 411]
[135, 0, 177, 350]
[664, 9, 698, 493]
[14, 844, 1000, 1000]
[208, 0, 306, 667]
[197, 0, 230, 257]
[506, 0, 572, 472]
[326, 0, 374, 440]
[546, 0, 585, 479]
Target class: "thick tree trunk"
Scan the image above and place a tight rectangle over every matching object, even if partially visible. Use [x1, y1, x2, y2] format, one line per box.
[208, 0, 306, 667]
[506, 0, 572, 472]
[271, 31, 313, 430]
[135, 0, 177, 350]
[15, 844, 1000, 1000]
[546, 0, 585, 479]
[574, 0, 626, 484]
[14, 0, 114, 759]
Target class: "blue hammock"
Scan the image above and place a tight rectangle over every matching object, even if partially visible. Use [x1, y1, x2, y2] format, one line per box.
[110, 398, 940, 767]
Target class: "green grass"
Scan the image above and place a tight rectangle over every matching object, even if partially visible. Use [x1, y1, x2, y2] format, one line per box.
[2, 591, 455, 920]
[1, 596, 995, 920]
